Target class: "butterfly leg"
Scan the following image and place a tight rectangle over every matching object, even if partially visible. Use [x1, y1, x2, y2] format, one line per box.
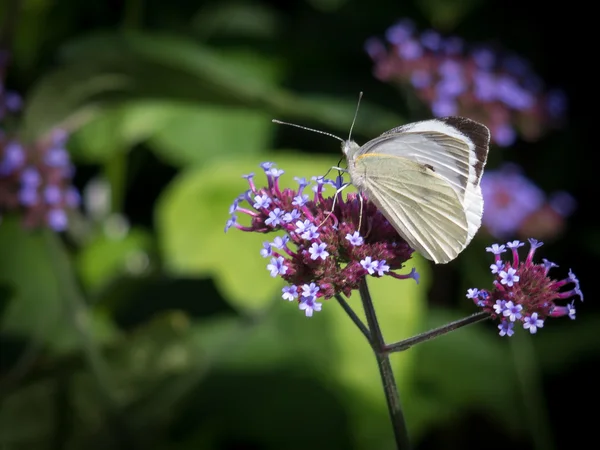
[318, 181, 351, 228]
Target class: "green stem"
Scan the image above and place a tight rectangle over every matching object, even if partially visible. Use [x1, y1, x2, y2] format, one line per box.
[335, 293, 371, 341]
[358, 279, 411, 450]
[104, 154, 127, 214]
[384, 312, 491, 353]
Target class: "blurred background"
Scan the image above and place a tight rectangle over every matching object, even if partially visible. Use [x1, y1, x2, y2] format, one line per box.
[0, 0, 597, 449]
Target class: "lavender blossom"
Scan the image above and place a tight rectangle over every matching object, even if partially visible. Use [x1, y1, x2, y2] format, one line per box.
[467, 239, 583, 336]
[226, 162, 417, 316]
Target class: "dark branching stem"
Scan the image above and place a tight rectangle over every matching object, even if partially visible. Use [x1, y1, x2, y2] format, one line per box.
[358, 279, 411, 450]
[384, 311, 491, 353]
[338, 282, 492, 450]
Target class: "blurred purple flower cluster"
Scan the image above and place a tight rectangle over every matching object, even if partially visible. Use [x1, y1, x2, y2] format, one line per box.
[226, 162, 418, 317]
[0, 58, 80, 231]
[481, 164, 575, 240]
[365, 19, 566, 147]
[467, 239, 582, 336]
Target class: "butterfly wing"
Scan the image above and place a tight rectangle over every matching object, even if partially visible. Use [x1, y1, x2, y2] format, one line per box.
[351, 153, 469, 263]
[357, 117, 490, 244]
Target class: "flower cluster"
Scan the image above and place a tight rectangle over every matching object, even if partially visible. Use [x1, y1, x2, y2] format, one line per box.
[225, 162, 418, 317]
[0, 61, 80, 231]
[481, 164, 575, 239]
[365, 19, 566, 146]
[467, 239, 582, 337]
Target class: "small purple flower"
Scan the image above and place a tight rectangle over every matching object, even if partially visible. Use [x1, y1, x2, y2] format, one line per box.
[486, 244, 506, 255]
[523, 313, 544, 334]
[503, 301, 523, 322]
[260, 241, 272, 258]
[301, 283, 320, 298]
[493, 299, 507, 315]
[301, 225, 319, 241]
[471, 238, 583, 336]
[506, 240, 524, 249]
[43, 185, 62, 205]
[466, 288, 480, 299]
[499, 267, 519, 287]
[19, 186, 38, 206]
[224, 215, 237, 232]
[292, 194, 309, 207]
[567, 301, 576, 320]
[47, 209, 68, 231]
[346, 231, 364, 246]
[260, 162, 274, 171]
[21, 167, 41, 187]
[282, 209, 301, 223]
[267, 256, 288, 277]
[294, 177, 309, 188]
[44, 148, 69, 167]
[267, 167, 285, 178]
[308, 242, 329, 260]
[0, 141, 25, 175]
[265, 208, 284, 227]
[282, 285, 298, 301]
[272, 235, 289, 249]
[253, 194, 272, 209]
[431, 97, 457, 117]
[299, 296, 322, 317]
[374, 260, 390, 276]
[498, 320, 515, 337]
[490, 261, 504, 274]
[360, 257, 377, 275]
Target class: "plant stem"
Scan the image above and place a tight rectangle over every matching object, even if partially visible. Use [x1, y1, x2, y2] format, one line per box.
[384, 311, 490, 353]
[335, 293, 371, 341]
[358, 279, 411, 450]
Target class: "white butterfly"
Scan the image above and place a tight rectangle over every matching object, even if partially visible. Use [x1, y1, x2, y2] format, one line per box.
[273, 100, 490, 264]
[342, 116, 490, 263]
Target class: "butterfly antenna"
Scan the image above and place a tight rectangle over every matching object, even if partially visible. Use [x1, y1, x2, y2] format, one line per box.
[347, 91, 363, 141]
[271, 120, 344, 143]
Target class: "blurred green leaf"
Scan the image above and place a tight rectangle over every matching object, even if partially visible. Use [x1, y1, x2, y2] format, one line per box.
[77, 227, 154, 292]
[22, 32, 403, 141]
[0, 217, 66, 341]
[192, 1, 281, 38]
[0, 217, 118, 352]
[147, 104, 272, 167]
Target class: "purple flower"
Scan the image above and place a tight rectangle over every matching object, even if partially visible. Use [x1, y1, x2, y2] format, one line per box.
[466, 288, 480, 299]
[0, 141, 24, 175]
[490, 261, 504, 274]
[493, 299, 508, 315]
[282, 285, 298, 301]
[498, 320, 515, 337]
[367, 20, 566, 146]
[267, 256, 288, 277]
[47, 209, 68, 231]
[43, 185, 62, 205]
[523, 313, 544, 334]
[309, 242, 329, 260]
[227, 162, 416, 315]
[470, 238, 583, 336]
[499, 267, 519, 287]
[260, 241, 272, 258]
[374, 260, 390, 276]
[299, 296, 322, 317]
[265, 208, 284, 227]
[503, 301, 523, 321]
[253, 194, 272, 209]
[346, 231, 364, 246]
[486, 244, 506, 256]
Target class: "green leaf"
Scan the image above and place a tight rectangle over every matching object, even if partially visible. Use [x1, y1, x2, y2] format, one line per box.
[155, 152, 336, 312]
[0, 217, 67, 341]
[0, 217, 118, 352]
[147, 104, 272, 167]
[21, 32, 403, 141]
[192, 1, 281, 39]
[416, 0, 484, 29]
[77, 227, 154, 292]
